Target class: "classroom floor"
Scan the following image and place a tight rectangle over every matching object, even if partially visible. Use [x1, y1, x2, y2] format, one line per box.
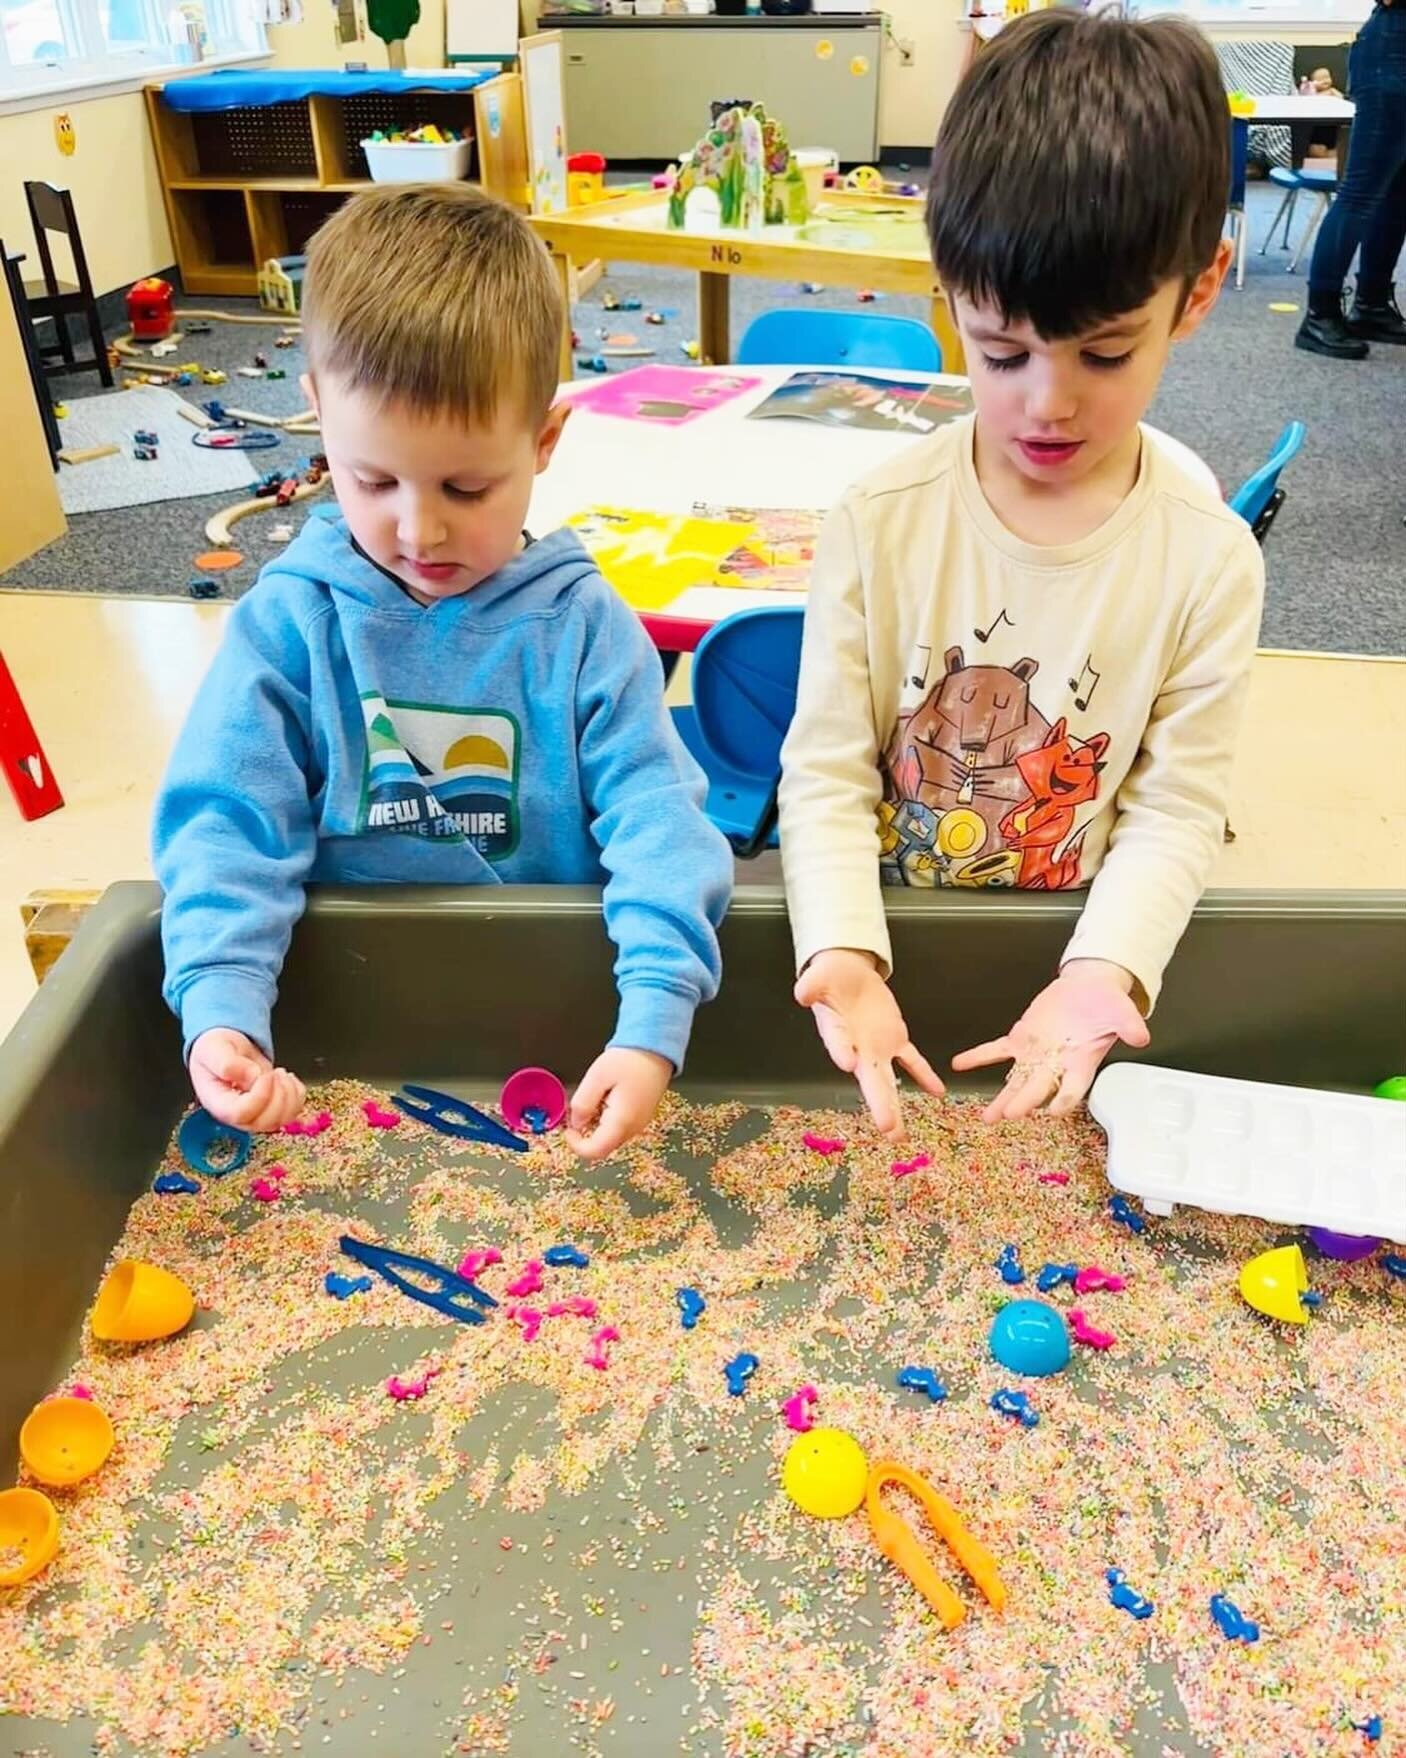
[3, 181, 1404, 656]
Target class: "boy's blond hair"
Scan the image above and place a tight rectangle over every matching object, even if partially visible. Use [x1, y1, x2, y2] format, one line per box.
[301, 183, 563, 425]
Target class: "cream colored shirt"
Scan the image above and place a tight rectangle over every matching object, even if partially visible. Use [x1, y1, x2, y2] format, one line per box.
[778, 415, 1265, 1009]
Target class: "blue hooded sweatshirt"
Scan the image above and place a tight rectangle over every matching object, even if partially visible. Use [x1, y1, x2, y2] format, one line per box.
[153, 515, 732, 1069]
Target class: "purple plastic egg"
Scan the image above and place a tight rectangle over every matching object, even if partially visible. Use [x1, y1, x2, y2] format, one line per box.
[1306, 1227, 1382, 1262]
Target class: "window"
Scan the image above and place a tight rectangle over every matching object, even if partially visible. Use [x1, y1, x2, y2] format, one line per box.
[0, 0, 265, 101]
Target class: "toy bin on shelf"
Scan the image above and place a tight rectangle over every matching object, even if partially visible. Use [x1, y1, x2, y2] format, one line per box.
[361, 136, 474, 183]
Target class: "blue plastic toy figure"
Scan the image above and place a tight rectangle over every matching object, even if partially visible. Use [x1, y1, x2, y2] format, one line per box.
[677, 1287, 706, 1329]
[990, 1388, 1039, 1428]
[1383, 1255, 1406, 1281]
[723, 1351, 758, 1396]
[1037, 1262, 1078, 1293]
[324, 1272, 373, 1299]
[1354, 1715, 1382, 1742]
[896, 1366, 947, 1403]
[1106, 1568, 1154, 1619]
[543, 1243, 590, 1268]
[153, 1171, 201, 1195]
[1209, 1594, 1260, 1643]
[1108, 1194, 1148, 1234]
[995, 1244, 1025, 1285]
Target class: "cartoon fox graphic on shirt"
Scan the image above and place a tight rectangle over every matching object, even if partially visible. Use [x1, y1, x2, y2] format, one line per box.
[999, 718, 1109, 889]
[881, 646, 1110, 890]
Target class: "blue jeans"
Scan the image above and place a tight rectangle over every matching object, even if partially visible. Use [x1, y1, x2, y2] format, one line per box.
[1308, 4, 1406, 302]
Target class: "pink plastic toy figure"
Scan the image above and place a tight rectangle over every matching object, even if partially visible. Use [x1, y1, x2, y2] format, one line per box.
[891, 1153, 931, 1179]
[267, 1163, 288, 1181]
[1069, 1309, 1116, 1351]
[1074, 1265, 1127, 1295]
[585, 1325, 620, 1371]
[284, 1111, 333, 1136]
[250, 1177, 282, 1202]
[386, 1367, 440, 1401]
[505, 1260, 545, 1299]
[1038, 1172, 1071, 1186]
[783, 1385, 819, 1432]
[363, 1101, 401, 1129]
[507, 1306, 544, 1342]
[457, 1248, 503, 1282]
[67, 1384, 93, 1400]
[802, 1133, 845, 1156]
[547, 1295, 598, 1320]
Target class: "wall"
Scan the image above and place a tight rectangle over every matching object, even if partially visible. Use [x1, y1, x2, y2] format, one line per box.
[879, 0, 967, 152]
[0, 0, 446, 296]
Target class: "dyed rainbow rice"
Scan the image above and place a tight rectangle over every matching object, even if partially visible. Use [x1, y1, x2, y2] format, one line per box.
[1, 1082, 1403, 1756]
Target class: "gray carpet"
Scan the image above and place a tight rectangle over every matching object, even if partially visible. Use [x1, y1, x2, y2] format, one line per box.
[5, 181, 1403, 657]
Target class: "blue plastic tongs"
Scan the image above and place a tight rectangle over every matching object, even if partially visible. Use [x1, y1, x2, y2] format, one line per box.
[339, 1234, 498, 1324]
[390, 1083, 529, 1153]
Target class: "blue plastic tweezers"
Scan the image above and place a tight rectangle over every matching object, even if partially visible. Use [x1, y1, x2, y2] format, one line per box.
[339, 1235, 498, 1324]
[390, 1084, 528, 1153]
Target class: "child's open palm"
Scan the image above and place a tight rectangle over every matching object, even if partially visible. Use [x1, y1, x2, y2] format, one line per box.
[952, 962, 1149, 1122]
[189, 1028, 307, 1132]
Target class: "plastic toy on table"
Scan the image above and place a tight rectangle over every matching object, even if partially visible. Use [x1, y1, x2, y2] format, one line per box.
[500, 1068, 567, 1134]
[781, 1427, 868, 1518]
[1089, 1064, 1406, 1243]
[1240, 1244, 1317, 1324]
[19, 1396, 115, 1487]
[896, 1366, 947, 1403]
[989, 1300, 1070, 1378]
[177, 1107, 251, 1176]
[723, 1351, 759, 1396]
[866, 1460, 1006, 1631]
[0, 1488, 60, 1586]
[1107, 1568, 1154, 1619]
[389, 1084, 528, 1153]
[339, 1235, 497, 1324]
[91, 1260, 195, 1343]
[676, 1287, 706, 1329]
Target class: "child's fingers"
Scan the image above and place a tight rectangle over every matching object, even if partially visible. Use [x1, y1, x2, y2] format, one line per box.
[568, 1059, 613, 1136]
[854, 1052, 903, 1141]
[984, 1063, 1060, 1124]
[951, 1034, 1015, 1073]
[566, 1087, 637, 1163]
[202, 1044, 267, 1093]
[810, 1002, 859, 1075]
[896, 1040, 946, 1099]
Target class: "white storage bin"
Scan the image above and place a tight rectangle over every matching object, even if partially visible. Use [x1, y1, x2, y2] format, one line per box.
[361, 137, 473, 184]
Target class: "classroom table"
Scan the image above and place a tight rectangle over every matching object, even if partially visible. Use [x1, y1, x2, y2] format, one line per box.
[1229, 94, 1356, 288]
[531, 364, 1215, 654]
[527, 187, 966, 378]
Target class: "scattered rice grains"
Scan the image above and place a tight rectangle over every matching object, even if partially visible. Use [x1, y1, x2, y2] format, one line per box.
[1, 1081, 1402, 1757]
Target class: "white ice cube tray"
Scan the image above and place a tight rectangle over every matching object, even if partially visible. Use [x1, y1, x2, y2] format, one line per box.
[1087, 1063, 1406, 1243]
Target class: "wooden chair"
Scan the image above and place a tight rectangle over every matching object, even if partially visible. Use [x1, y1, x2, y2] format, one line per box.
[20, 181, 114, 387]
[2, 244, 61, 469]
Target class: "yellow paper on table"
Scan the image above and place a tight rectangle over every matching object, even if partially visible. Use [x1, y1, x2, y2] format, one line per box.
[567, 507, 759, 612]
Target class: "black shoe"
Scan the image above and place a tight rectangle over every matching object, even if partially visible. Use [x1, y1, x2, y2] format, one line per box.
[1347, 289, 1406, 344]
[1295, 309, 1370, 359]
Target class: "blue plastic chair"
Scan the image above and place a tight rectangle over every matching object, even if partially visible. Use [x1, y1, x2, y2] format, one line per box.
[1228, 421, 1306, 545]
[670, 605, 805, 857]
[736, 308, 942, 372]
[1260, 166, 1338, 273]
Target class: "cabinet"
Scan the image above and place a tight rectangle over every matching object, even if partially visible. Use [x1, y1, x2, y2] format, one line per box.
[552, 17, 883, 162]
[144, 73, 529, 297]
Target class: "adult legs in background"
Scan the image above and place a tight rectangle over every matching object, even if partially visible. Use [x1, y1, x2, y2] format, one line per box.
[1297, 5, 1406, 360]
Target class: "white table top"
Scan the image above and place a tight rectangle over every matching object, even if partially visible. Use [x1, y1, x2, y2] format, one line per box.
[530, 365, 1218, 628]
[1243, 93, 1356, 121]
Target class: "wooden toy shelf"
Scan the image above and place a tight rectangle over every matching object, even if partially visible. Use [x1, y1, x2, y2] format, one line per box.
[145, 75, 528, 296]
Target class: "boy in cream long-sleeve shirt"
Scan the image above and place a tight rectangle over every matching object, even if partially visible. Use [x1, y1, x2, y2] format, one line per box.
[779, 11, 1265, 1138]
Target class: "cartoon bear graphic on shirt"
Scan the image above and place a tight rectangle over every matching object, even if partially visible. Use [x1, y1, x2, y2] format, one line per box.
[880, 646, 1110, 890]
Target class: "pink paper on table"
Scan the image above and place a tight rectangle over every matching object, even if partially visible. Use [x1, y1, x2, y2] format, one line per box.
[567, 365, 762, 426]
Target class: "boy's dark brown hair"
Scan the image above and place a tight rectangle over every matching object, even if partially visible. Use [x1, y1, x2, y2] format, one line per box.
[302, 183, 563, 425]
[927, 11, 1229, 338]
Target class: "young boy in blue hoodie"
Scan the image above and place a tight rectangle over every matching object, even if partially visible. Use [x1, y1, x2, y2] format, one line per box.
[153, 184, 732, 1161]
